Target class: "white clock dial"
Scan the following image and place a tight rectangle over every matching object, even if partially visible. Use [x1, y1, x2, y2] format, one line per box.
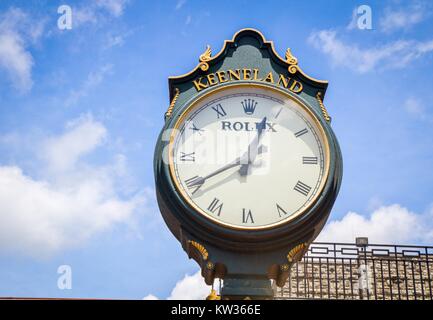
[169, 84, 330, 230]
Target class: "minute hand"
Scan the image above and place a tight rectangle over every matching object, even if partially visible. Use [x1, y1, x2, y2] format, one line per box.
[186, 156, 243, 193]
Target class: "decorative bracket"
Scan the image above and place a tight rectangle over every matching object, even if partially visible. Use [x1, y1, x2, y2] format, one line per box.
[188, 240, 209, 260]
[187, 240, 217, 285]
[287, 242, 307, 262]
[274, 242, 309, 287]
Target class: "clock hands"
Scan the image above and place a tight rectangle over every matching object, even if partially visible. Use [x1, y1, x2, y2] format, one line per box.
[185, 156, 243, 194]
[186, 117, 268, 194]
[239, 117, 267, 176]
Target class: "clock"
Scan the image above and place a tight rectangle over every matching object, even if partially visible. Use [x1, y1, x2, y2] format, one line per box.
[168, 83, 329, 230]
[154, 29, 342, 294]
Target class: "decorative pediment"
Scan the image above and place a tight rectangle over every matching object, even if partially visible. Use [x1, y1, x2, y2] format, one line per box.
[168, 28, 328, 101]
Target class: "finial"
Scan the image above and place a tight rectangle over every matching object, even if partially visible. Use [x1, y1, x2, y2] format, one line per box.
[285, 48, 299, 74]
[198, 45, 212, 71]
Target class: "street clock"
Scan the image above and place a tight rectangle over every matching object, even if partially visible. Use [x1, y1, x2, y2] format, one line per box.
[154, 29, 342, 299]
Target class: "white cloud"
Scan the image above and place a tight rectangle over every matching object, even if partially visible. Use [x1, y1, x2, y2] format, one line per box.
[73, 0, 128, 27]
[42, 114, 107, 172]
[0, 32, 33, 92]
[0, 166, 141, 258]
[0, 8, 45, 92]
[104, 34, 125, 49]
[404, 97, 426, 120]
[65, 64, 113, 107]
[144, 270, 211, 300]
[308, 29, 433, 73]
[102, 28, 136, 50]
[317, 204, 432, 244]
[380, 4, 429, 33]
[346, 7, 359, 30]
[185, 15, 192, 26]
[168, 271, 211, 300]
[73, 7, 98, 26]
[175, 0, 187, 10]
[96, 0, 128, 17]
[0, 114, 148, 258]
[0, 8, 44, 44]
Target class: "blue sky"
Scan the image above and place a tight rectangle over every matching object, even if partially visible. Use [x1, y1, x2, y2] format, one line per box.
[0, 0, 433, 299]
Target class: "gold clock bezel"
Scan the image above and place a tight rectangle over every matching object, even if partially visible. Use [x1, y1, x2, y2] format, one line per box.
[168, 82, 331, 230]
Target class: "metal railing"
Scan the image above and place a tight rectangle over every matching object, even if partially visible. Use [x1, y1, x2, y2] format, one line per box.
[278, 242, 433, 300]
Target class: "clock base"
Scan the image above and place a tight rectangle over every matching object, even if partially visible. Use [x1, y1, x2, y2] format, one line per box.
[221, 277, 274, 300]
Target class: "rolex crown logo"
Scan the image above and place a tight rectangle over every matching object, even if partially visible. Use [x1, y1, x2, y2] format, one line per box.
[241, 99, 257, 115]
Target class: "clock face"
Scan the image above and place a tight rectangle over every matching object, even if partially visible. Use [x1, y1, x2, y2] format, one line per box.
[168, 84, 330, 230]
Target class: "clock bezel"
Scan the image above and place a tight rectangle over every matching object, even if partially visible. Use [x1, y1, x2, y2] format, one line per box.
[167, 82, 331, 231]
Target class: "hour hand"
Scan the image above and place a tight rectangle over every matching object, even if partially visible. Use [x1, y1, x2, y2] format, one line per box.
[239, 145, 268, 176]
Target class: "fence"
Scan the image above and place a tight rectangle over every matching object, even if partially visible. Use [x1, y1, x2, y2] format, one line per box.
[278, 242, 433, 300]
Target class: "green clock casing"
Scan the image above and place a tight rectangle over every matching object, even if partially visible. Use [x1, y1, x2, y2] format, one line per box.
[154, 29, 342, 288]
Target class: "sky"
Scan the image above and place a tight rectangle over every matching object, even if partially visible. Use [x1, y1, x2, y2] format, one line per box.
[0, 0, 432, 300]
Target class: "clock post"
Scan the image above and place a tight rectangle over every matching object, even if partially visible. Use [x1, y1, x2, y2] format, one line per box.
[154, 29, 343, 300]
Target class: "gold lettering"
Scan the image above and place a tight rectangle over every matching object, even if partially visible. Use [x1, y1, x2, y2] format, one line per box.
[289, 79, 303, 93]
[263, 72, 275, 83]
[243, 69, 252, 80]
[253, 69, 259, 80]
[216, 71, 228, 83]
[192, 68, 302, 93]
[207, 73, 218, 86]
[193, 77, 209, 91]
[277, 74, 290, 88]
[228, 69, 241, 81]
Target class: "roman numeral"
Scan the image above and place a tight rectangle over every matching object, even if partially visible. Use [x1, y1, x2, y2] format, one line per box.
[274, 107, 283, 119]
[207, 198, 223, 216]
[276, 203, 288, 217]
[294, 128, 308, 138]
[189, 123, 204, 135]
[180, 152, 195, 162]
[302, 156, 318, 164]
[293, 181, 311, 196]
[211, 103, 227, 118]
[185, 176, 203, 194]
[242, 208, 254, 224]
